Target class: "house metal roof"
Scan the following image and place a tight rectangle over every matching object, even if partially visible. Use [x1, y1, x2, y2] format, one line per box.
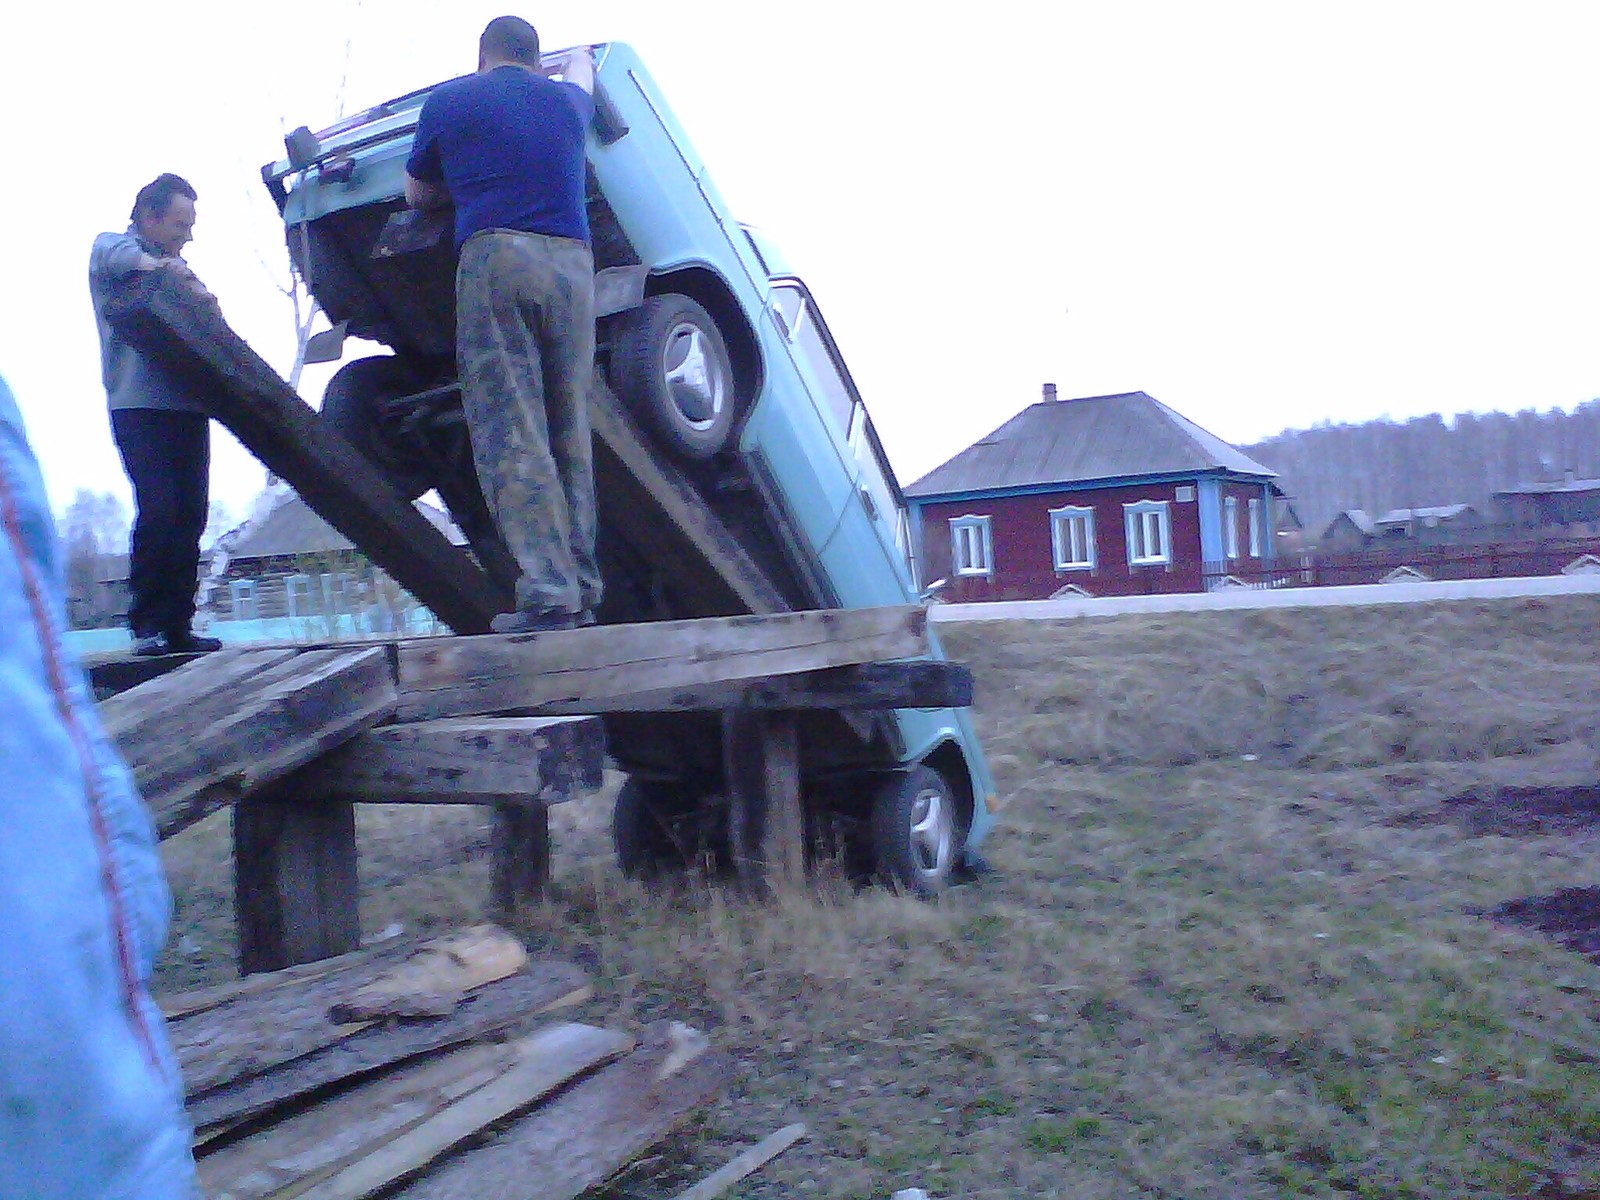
[1324, 509, 1376, 536]
[904, 391, 1278, 498]
[1494, 475, 1600, 497]
[227, 496, 465, 560]
[1375, 504, 1476, 524]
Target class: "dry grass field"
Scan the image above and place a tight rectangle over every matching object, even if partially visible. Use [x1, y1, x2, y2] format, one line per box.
[155, 596, 1600, 1199]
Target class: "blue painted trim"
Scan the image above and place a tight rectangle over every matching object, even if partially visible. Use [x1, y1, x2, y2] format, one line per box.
[1197, 478, 1223, 564]
[905, 468, 1272, 509]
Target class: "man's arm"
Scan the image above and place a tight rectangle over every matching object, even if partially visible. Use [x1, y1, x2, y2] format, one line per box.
[561, 46, 595, 95]
[405, 172, 451, 212]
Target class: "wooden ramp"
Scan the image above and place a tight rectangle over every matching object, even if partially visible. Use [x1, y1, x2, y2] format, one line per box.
[164, 925, 730, 1200]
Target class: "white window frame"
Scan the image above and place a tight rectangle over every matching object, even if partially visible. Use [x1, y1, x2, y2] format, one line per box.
[950, 515, 993, 577]
[1049, 505, 1096, 571]
[1248, 497, 1264, 557]
[1124, 501, 1172, 567]
[285, 572, 313, 619]
[1224, 496, 1241, 560]
[229, 578, 257, 621]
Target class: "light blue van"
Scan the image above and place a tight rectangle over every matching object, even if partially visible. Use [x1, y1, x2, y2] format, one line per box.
[262, 41, 997, 894]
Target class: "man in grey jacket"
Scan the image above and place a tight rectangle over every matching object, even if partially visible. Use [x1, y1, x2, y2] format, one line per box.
[89, 174, 221, 656]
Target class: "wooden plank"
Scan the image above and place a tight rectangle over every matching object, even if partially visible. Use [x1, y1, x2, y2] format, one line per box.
[102, 272, 504, 634]
[157, 937, 417, 1021]
[187, 967, 592, 1135]
[328, 926, 529, 1022]
[139, 647, 398, 838]
[587, 381, 787, 617]
[300, 716, 604, 805]
[519, 659, 974, 715]
[195, 1025, 632, 1200]
[100, 647, 301, 744]
[671, 1123, 807, 1200]
[171, 925, 527, 1095]
[394, 1021, 731, 1200]
[84, 649, 207, 699]
[396, 606, 930, 722]
[724, 711, 803, 890]
[235, 786, 361, 974]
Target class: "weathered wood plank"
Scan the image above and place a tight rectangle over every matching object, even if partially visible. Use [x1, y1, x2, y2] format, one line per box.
[235, 786, 361, 974]
[103, 272, 504, 633]
[328, 926, 528, 1022]
[489, 804, 551, 918]
[140, 647, 398, 838]
[394, 1021, 731, 1200]
[396, 606, 930, 722]
[84, 649, 208, 699]
[586, 380, 787, 617]
[157, 937, 416, 1022]
[518, 659, 975, 715]
[300, 716, 604, 805]
[187, 966, 592, 1135]
[195, 1025, 632, 1200]
[724, 712, 803, 889]
[671, 1122, 807, 1200]
[99, 647, 301, 744]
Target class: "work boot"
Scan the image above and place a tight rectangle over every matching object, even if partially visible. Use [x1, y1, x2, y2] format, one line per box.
[168, 630, 223, 653]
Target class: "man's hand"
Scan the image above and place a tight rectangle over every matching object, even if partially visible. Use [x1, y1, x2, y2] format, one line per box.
[405, 172, 451, 212]
[160, 257, 219, 306]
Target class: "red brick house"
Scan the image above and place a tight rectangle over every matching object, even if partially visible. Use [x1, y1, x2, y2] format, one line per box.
[904, 387, 1291, 601]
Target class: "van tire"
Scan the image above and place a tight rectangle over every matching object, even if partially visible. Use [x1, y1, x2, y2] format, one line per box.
[320, 356, 433, 501]
[871, 765, 959, 898]
[613, 777, 724, 878]
[608, 295, 737, 460]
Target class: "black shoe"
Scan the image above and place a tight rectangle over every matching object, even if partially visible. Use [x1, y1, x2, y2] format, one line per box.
[132, 632, 174, 657]
[490, 609, 577, 634]
[168, 631, 222, 653]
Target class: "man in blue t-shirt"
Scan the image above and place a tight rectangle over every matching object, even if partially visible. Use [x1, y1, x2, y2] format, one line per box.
[405, 15, 602, 632]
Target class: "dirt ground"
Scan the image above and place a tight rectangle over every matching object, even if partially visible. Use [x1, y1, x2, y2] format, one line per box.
[154, 598, 1600, 1199]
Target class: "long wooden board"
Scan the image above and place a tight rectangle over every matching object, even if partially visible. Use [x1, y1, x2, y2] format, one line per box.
[186, 968, 592, 1135]
[396, 605, 930, 722]
[103, 273, 504, 634]
[300, 716, 605, 805]
[195, 1025, 632, 1200]
[110, 647, 398, 838]
[394, 1021, 731, 1200]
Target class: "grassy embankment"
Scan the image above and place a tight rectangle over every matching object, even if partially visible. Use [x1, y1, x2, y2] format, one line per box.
[157, 596, 1600, 1199]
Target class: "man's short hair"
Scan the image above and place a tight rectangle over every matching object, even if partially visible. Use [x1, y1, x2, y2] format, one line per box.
[480, 15, 541, 65]
[130, 174, 197, 223]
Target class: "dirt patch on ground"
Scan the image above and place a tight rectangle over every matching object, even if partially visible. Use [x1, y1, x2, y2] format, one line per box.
[1441, 785, 1600, 837]
[1492, 887, 1600, 963]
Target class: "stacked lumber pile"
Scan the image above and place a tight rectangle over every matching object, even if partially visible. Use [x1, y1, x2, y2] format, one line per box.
[164, 925, 729, 1199]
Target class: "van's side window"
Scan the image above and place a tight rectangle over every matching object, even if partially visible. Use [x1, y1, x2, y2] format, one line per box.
[770, 283, 854, 434]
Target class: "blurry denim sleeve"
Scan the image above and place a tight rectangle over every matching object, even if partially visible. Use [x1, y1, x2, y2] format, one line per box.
[0, 374, 197, 1198]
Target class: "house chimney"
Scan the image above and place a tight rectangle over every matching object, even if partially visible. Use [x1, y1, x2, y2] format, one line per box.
[1042, 382, 1058, 403]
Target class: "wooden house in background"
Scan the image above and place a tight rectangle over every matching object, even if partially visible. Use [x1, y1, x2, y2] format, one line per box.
[904, 387, 1294, 601]
[1495, 472, 1600, 537]
[206, 495, 466, 632]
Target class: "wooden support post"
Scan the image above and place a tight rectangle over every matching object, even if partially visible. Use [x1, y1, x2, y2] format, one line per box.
[235, 778, 361, 974]
[489, 802, 551, 919]
[723, 711, 804, 890]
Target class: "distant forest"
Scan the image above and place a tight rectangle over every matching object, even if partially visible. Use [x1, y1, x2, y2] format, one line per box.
[1242, 400, 1600, 537]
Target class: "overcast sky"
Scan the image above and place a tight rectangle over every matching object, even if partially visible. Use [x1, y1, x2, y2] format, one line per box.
[2, 1, 1596, 522]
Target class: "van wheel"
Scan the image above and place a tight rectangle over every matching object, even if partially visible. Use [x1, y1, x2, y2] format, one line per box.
[871, 765, 959, 898]
[612, 777, 725, 878]
[320, 356, 432, 501]
[608, 295, 737, 460]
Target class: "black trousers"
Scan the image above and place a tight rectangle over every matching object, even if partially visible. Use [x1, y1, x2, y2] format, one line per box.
[110, 408, 210, 639]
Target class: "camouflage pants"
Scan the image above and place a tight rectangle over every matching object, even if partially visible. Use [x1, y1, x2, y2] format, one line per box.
[456, 230, 601, 616]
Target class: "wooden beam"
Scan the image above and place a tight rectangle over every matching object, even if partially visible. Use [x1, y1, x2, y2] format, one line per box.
[102, 272, 504, 633]
[396, 605, 930, 722]
[131, 647, 399, 838]
[490, 804, 551, 918]
[724, 712, 803, 890]
[299, 716, 604, 805]
[521, 659, 974, 715]
[235, 781, 362, 974]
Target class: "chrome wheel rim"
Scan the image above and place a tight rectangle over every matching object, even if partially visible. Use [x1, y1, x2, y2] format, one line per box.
[908, 783, 954, 882]
[662, 321, 727, 431]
